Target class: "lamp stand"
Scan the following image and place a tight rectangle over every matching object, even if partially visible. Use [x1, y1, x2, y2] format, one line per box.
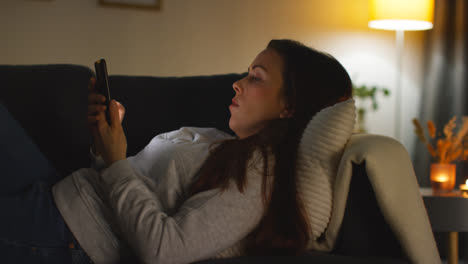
[395, 30, 405, 141]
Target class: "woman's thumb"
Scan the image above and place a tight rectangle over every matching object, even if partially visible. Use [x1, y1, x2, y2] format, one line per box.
[109, 100, 120, 127]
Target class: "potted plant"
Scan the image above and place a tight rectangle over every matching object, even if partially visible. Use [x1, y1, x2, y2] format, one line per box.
[352, 84, 390, 133]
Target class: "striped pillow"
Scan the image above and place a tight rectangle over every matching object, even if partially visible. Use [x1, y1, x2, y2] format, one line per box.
[296, 98, 356, 244]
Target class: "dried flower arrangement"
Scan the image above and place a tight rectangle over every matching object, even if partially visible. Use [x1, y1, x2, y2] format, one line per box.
[413, 116, 468, 163]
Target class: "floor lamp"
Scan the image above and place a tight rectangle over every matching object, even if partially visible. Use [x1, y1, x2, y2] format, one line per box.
[368, 0, 434, 141]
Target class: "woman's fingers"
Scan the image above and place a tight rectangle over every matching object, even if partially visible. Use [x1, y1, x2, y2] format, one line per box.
[96, 111, 108, 129]
[109, 100, 121, 128]
[88, 77, 96, 92]
[115, 101, 126, 123]
[88, 104, 107, 115]
[87, 108, 107, 125]
[87, 115, 100, 125]
[88, 93, 106, 104]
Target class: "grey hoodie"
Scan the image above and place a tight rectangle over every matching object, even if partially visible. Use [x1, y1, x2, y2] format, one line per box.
[52, 127, 266, 264]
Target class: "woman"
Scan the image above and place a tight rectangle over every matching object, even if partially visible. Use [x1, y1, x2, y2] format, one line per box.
[0, 39, 352, 263]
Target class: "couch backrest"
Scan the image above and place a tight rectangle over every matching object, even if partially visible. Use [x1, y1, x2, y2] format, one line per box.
[0, 64, 243, 176]
[109, 74, 242, 156]
[0, 64, 94, 177]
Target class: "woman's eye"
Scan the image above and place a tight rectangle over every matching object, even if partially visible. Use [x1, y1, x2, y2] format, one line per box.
[248, 76, 261, 82]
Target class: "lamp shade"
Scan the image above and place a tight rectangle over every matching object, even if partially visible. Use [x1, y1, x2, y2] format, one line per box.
[369, 0, 434, 31]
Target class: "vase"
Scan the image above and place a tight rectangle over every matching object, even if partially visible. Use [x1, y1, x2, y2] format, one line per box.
[430, 163, 456, 193]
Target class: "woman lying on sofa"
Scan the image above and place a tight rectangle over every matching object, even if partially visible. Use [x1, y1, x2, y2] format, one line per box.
[0, 39, 352, 264]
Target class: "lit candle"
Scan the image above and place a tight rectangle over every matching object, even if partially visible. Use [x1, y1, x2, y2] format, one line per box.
[430, 163, 456, 193]
[431, 173, 451, 191]
[460, 179, 468, 195]
[434, 174, 449, 183]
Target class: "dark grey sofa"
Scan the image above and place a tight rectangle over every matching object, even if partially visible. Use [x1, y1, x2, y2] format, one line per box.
[0, 64, 410, 263]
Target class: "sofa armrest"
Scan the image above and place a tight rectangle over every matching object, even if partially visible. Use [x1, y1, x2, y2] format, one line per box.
[332, 161, 406, 259]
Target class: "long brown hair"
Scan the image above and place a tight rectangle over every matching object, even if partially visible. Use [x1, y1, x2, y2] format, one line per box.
[190, 39, 352, 255]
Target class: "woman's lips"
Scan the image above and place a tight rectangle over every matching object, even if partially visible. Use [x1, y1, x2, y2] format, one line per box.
[231, 98, 239, 107]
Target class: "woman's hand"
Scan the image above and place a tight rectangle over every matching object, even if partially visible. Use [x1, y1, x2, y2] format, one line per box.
[96, 100, 127, 165]
[87, 77, 105, 156]
[87, 77, 127, 165]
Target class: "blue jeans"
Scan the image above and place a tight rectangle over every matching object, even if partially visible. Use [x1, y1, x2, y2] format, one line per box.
[0, 103, 93, 264]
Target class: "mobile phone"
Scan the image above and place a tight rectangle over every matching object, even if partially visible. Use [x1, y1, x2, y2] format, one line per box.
[94, 59, 111, 123]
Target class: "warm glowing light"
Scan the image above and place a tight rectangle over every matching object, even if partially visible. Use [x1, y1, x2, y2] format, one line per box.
[434, 174, 449, 182]
[430, 163, 456, 193]
[368, 20, 433, 31]
[460, 180, 468, 194]
[368, 0, 434, 31]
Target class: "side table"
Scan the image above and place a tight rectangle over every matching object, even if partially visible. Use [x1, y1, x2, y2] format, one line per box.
[421, 187, 468, 264]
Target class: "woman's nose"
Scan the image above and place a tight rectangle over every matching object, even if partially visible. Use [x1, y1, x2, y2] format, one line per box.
[232, 80, 242, 94]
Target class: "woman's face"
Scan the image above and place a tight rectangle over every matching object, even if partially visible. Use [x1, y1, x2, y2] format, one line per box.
[229, 48, 289, 139]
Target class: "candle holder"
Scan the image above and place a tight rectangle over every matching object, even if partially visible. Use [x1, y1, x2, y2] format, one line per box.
[460, 179, 468, 196]
[430, 163, 456, 194]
